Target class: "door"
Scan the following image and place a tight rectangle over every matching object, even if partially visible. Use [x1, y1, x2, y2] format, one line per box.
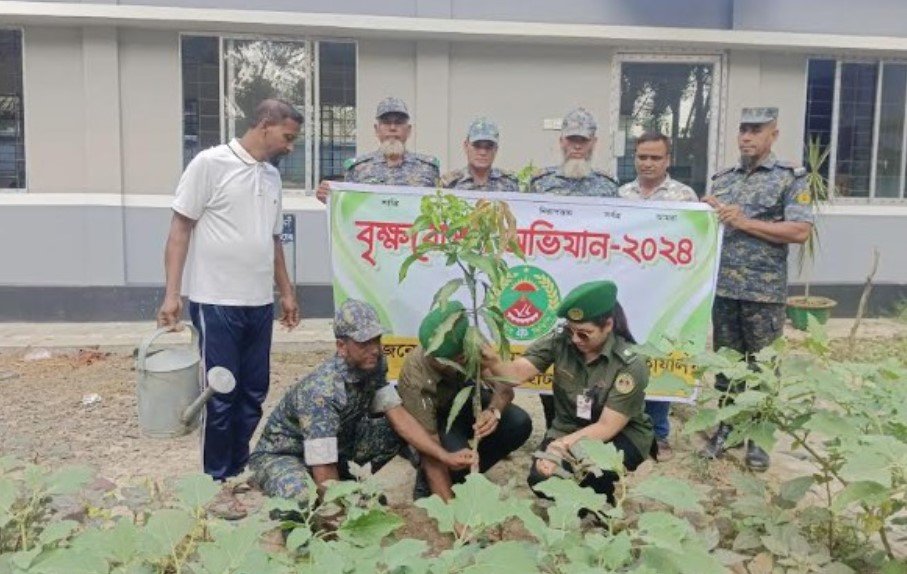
[612, 54, 724, 196]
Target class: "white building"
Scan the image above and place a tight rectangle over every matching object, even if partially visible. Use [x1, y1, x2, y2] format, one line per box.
[1, 0, 905, 319]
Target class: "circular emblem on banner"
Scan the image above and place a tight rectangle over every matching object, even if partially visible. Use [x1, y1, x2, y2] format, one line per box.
[614, 372, 636, 395]
[498, 265, 561, 341]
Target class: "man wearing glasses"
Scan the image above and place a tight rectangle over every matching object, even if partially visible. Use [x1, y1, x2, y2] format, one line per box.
[248, 299, 475, 500]
[440, 118, 519, 192]
[316, 97, 439, 202]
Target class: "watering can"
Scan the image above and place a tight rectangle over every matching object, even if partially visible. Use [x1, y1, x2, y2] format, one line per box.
[136, 324, 236, 438]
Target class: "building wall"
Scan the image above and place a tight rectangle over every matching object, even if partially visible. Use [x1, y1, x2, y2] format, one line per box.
[733, 0, 907, 38]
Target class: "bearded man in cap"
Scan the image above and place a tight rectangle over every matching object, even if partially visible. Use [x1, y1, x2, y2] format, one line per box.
[700, 107, 814, 472]
[440, 118, 519, 192]
[249, 299, 475, 499]
[316, 97, 440, 202]
[397, 301, 532, 500]
[530, 107, 619, 196]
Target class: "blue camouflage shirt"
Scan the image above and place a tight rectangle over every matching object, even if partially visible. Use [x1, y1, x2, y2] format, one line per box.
[529, 166, 619, 196]
[440, 167, 520, 192]
[710, 154, 815, 303]
[344, 150, 440, 187]
[251, 355, 401, 466]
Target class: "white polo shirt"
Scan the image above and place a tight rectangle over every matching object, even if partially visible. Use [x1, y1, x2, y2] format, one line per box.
[173, 139, 283, 306]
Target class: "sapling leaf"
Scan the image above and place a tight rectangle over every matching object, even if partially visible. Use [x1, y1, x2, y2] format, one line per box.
[831, 481, 891, 512]
[43, 466, 93, 496]
[433, 356, 467, 375]
[425, 308, 466, 355]
[431, 278, 465, 310]
[415, 494, 456, 533]
[337, 509, 403, 547]
[779, 475, 814, 504]
[571, 439, 625, 473]
[139, 508, 194, 561]
[471, 541, 539, 573]
[398, 253, 421, 283]
[446, 386, 474, 434]
[632, 476, 704, 513]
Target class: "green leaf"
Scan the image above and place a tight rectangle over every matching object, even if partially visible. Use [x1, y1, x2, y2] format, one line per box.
[380, 539, 430, 573]
[139, 508, 194, 560]
[832, 481, 891, 512]
[632, 476, 703, 513]
[321, 480, 361, 504]
[469, 541, 539, 573]
[445, 386, 474, 434]
[29, 549, 109, 574]
[636, 511, 693, 554]
[431, 278, 465, 310]
[285, 524, 312, 551]
[803, 411, 858, 438]
[840, 451, 892, 487]
[0, 477, 18, 513]
[425, 308, 466, 356]
[415, 494, 456, 533]
[533, 477, 607, 517]
[745, 420, 777, 452]
[683, 408, 717, 434]
[43, 466, 93, 496]
[38, 520, 79, 545]
[433, 356, 467, 375]
[571, 439, 624, 473]
[398, 253, 421, 283]
[337, 508, 403, 547]
[461, 252, 499, 282]
[176, 473, 220, 509]
[779, 475, 814, 504]
[196, 522, 273, 573]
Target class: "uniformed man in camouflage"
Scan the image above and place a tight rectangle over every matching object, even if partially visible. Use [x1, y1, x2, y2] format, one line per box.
[248, 299, 475, 499]
[315, 97, 440, 202]
[700, 107, 814, 471]
[618, 131, 697, 462]
[529, 107, 619, 197]
[440, 118, 519, 192]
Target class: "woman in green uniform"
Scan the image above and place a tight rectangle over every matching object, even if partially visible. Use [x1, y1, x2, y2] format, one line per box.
[483, 280, 654, 502]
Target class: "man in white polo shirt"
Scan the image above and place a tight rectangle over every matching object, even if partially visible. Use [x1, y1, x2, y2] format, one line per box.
[618, 131, 698, 462]
[157, 99, 301, 518]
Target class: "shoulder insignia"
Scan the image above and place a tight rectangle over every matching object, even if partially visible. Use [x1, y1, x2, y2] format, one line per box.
[593, 169, 618, 184]
[613, 340, 638, 365]
[344, 154, 374, 171]
[439, 169, 462, 188]
[614, 371, 636, 395]
[710, 166, 736, 181]
[412, 153, 440, 168]
[776, 160, 807, 178]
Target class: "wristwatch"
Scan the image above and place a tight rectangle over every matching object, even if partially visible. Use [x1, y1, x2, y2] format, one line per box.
[489, 407, 502, 421]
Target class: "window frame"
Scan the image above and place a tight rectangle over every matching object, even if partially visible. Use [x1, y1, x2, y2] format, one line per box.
[805, 56, 907, 204]
[178, 32, 357, 195]
[0, 26, 27, 193]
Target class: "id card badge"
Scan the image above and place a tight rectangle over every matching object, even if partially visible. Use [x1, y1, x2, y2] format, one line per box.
[576, 394, 592, 420]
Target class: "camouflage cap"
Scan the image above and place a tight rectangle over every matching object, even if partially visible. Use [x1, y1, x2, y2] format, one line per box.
[562, 107, 597, 139]
[467, 117, 500, 144]
[740, 107, 778, 125]
[376, 97, 410, 120]
[333, 299, 386, 342]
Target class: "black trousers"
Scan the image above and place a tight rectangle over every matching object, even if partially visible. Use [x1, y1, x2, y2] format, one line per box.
[527, 433, 645, 504]
[439, 388, 533, 483]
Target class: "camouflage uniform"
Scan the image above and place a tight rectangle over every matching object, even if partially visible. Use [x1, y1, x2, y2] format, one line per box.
[248, 300, 403, 499]
[710, 110, 814, 394]
[529, 108, 619, 197]
[344, 96, 440, 188]
[440, 167, 519, 192]
[618, 175, 699, 201]
[344, 151, 440, 188]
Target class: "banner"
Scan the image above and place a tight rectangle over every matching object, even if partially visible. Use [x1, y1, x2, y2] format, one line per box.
[329, 184, 721, 402]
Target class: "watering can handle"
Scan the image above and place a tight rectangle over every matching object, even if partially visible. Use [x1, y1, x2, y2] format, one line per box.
[136, 323, 200, 373]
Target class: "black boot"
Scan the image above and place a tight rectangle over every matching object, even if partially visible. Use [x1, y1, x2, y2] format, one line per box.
[700, 422, 733, 460]
[412, 468, 431, 501]
[745, 441, 770, 472]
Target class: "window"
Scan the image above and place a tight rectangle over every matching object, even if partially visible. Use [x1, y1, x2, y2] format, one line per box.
[805, 59, 907, 200]
[181, 35, 356, 192]
[0, 29, 25, 189]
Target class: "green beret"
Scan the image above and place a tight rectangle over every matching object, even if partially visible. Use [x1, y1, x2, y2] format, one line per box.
[418, 301, 468, 359]
[556, 281, 618, 322]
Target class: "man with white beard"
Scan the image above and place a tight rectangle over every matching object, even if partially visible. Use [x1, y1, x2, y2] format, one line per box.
[529, 107, 618, 197]
[315, 97, 439, 202]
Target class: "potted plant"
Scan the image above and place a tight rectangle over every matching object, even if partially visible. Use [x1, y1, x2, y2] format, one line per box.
[786, 137, 837, 330]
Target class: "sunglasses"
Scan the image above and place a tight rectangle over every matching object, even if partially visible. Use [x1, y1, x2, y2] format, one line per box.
[564, 326, 595, 342]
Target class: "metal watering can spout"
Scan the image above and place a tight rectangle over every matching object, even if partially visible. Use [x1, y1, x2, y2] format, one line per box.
[181, 366, 236, 424]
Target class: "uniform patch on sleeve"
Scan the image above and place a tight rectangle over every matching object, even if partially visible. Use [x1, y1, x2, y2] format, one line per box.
[796, 191, 811, 205]
[614, 371, 636, 395]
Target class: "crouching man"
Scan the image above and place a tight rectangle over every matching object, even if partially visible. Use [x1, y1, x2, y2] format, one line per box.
[397, 302, 533, 501]
[249, 299, 475, 499]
